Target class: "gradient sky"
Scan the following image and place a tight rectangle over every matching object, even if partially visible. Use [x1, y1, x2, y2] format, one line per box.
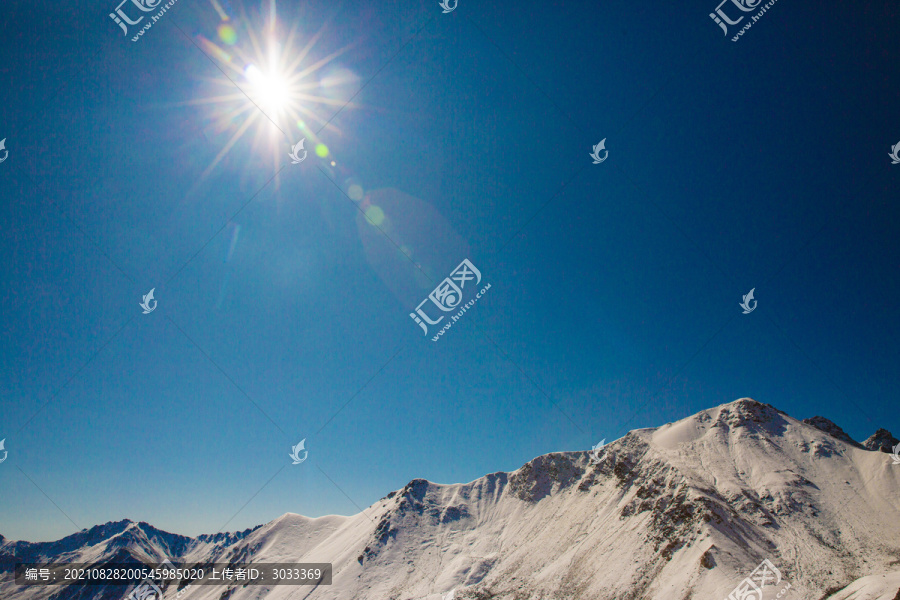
[1, 0, 898, 542]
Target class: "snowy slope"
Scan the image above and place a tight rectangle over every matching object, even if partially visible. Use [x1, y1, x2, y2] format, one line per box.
[2, 398, 899, 600]
[824, 572, 900, 600]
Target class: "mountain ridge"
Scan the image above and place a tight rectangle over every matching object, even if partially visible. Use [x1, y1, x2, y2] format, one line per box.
[2, 398, 899, 600]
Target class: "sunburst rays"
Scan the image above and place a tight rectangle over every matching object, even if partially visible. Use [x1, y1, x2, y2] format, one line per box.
[180, 0, 361, 187]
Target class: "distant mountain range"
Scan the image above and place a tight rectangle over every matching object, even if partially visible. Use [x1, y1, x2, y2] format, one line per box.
[2, 398, 899, 600]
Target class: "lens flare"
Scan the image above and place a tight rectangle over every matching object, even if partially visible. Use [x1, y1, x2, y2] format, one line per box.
[218, 24, 237, 45]
[355, 189, 472, 308]
[365, 205, 385, 226]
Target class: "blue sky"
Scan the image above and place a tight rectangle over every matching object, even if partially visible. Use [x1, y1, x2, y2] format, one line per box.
[0, 0, 898, 542]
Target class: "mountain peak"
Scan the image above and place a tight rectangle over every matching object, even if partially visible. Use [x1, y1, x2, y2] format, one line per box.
[400, 478, 432, 502]
[802, 416, 864, 449]
[863, 428, 899, 453]
[709, 398, 788, 434]
[509, 452, 583, 502]
[724, 397, 784, 414]
[69, 519, 136, 547]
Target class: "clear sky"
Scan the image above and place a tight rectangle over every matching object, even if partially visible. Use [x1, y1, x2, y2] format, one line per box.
[1, 0, 898, 542]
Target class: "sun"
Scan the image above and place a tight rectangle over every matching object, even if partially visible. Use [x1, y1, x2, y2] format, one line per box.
[182, 2, 360, 183]
[243, 64, 290, 115]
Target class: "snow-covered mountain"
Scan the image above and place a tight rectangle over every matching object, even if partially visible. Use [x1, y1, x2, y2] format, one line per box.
[3, 398, 899, 600]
